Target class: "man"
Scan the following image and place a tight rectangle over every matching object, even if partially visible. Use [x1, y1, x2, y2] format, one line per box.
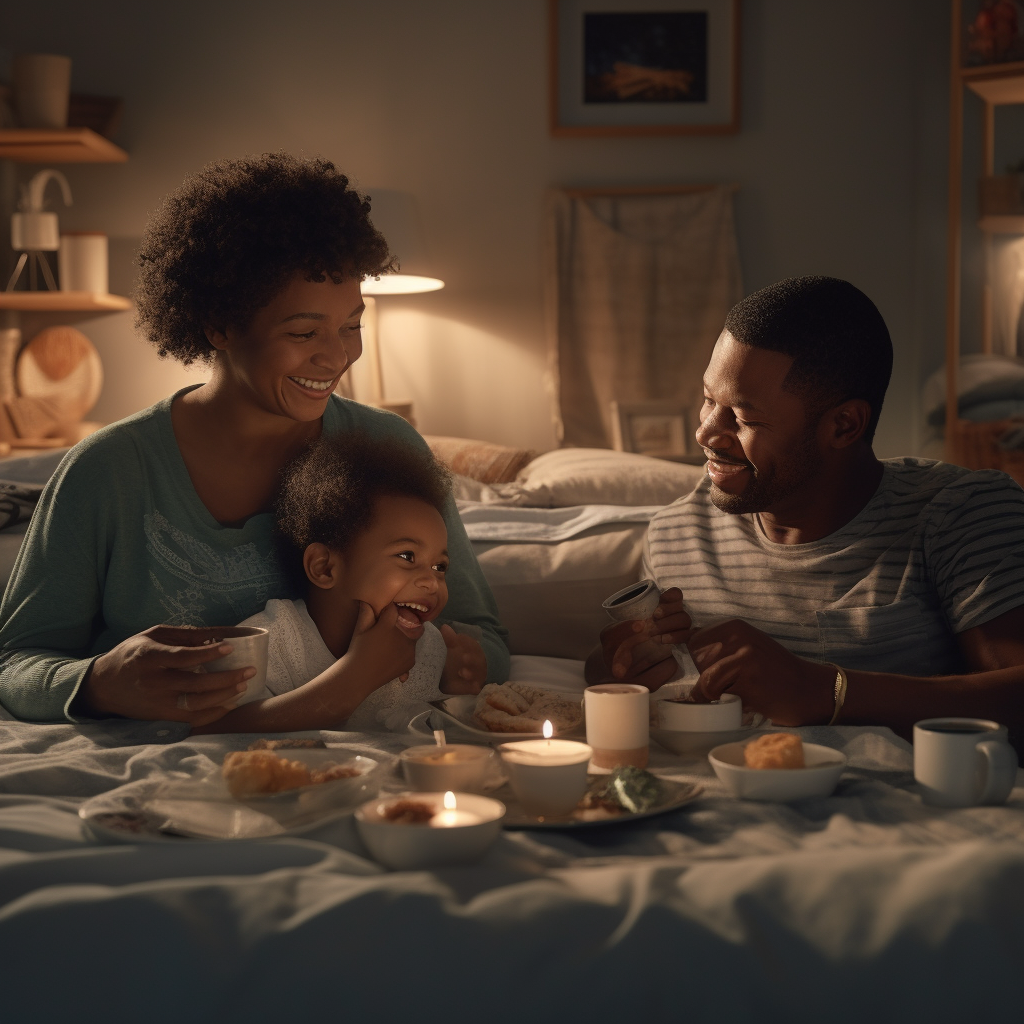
[587, 276, 1024, 736]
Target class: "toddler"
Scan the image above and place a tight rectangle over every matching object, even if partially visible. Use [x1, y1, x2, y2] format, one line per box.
[210, 432, 468, 732]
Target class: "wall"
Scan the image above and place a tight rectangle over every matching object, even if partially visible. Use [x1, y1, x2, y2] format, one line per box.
[2, 0, 950, 457]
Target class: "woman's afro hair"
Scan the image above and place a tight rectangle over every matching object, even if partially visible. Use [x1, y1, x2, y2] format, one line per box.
[134, 153, 397, 364]
[275, 432, 452, 562]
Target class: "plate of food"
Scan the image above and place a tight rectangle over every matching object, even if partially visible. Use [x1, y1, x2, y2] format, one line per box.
[422, 683, 586, 744]
[80, 743, 384, 842]
[499, 765, 702, 830]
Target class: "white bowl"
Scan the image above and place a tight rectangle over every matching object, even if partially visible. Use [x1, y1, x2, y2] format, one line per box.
[400, 744, 494, 793]
[653, 692, 743, 731]
[355, 791, 505, 870]
[708, 740, 847, 801]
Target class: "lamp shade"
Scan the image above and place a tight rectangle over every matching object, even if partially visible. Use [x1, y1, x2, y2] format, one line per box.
[364, 189, 444, 292]
[362, 274, 443, 295]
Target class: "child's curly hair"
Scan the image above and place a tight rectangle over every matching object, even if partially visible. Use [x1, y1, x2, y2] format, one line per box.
[134, 153, 397, 365]
[276, 432, 452, 575]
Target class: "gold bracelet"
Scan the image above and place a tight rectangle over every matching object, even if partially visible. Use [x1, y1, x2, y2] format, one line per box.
[827, 664, 848, 726]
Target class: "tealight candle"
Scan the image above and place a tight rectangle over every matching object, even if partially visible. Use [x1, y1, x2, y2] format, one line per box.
[431, 791, 483, 828]
[499, 734, 593, 818]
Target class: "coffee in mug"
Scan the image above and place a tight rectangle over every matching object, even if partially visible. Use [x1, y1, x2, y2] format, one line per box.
[913, 717, 1017, 808]
[584, 683, 649, 769]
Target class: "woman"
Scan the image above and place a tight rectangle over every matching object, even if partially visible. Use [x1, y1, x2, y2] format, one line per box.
[0, 154, 509, 726]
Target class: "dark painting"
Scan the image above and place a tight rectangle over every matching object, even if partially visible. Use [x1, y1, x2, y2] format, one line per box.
[583, 12, 708, 104]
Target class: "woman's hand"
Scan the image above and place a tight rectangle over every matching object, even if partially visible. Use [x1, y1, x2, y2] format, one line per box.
[439, 626, 486, 695]
[79, 625, 256, 727]
[687, 619, 835, 725]
[344, 602, 418, 687]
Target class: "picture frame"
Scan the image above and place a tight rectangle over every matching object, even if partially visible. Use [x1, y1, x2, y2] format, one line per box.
[610, 400, 691, 458]
[549, 0, 740, 137]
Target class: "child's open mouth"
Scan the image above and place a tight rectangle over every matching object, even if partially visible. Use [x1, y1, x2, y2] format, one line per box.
[395, 601, 431, 632]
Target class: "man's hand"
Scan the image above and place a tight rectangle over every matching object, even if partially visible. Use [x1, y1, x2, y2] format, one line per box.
[596, 587, 691, 692]
[687, 618, 835, 725]
[345, 602, 417, 686]
[440, 625, 486, 695]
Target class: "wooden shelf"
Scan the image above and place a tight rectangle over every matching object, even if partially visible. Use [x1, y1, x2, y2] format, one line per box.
[979, 214, 1024, 233]
[0, 128, 127, 163]
[964, 66, 1024, 104]
[0, 292, 130, 312]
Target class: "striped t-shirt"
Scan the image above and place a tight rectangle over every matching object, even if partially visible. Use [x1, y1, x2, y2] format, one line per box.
[643, 458, 1024, 676]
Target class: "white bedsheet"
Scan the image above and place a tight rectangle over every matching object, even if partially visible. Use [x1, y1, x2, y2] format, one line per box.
[1, 657, 1023, 1022]
[457, 502, 662, 542]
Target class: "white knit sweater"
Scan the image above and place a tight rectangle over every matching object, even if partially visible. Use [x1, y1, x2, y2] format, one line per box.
[238, 598, 446, 731]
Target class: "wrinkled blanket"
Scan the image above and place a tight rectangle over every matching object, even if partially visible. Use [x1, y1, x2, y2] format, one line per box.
[1, 659, 1023, 1023]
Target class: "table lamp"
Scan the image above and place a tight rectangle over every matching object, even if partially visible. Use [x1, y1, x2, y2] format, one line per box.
[355, 191, 444, 424]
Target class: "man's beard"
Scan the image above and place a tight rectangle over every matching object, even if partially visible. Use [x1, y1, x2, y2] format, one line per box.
[708, 429, 822, 515]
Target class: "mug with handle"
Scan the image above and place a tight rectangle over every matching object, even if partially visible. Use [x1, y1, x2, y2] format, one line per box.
[913, 718, 1018, 808]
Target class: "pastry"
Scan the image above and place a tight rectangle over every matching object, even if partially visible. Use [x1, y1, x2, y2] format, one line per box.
[222, 750, 312, 796]
[743, 733, 805, 769]
[472, 682, 582, 734]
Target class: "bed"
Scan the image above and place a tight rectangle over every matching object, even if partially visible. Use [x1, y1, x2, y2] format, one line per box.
[1, 442, 1022, 1023]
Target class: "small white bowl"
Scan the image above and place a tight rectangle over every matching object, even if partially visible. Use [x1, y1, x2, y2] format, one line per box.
[653, 692, 743, 731]
[400, 744, 494, 794]
[355, 791, 505, 870]
[708, 741, 847, 801]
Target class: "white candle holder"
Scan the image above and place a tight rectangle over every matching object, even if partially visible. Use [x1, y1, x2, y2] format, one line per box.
[355, 791, 505, 870]
[499, 739, 593, 817]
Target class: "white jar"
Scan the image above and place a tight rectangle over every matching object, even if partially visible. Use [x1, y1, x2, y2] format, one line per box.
[59, 233, 109, 294]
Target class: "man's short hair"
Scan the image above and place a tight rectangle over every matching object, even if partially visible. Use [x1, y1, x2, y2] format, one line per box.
[723, 276, 893, 445]
[275, 432, 451, 578]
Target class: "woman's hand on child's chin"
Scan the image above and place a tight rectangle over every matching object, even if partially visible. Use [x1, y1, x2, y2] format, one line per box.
[346, 601, 417, 685]
[439, 625, 486, 695]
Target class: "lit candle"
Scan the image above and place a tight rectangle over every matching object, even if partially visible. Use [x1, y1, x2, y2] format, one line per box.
[499, 737, 593, 818]
[543, 719, 553, 747]
[431, 790, 483, 828]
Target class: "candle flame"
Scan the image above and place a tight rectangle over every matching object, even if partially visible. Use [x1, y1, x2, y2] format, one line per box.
[543, 720, 553, 739]
[444, 790, 456, 810]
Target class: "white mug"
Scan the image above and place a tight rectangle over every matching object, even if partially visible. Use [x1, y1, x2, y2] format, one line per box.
[913, 718, 1018, 808]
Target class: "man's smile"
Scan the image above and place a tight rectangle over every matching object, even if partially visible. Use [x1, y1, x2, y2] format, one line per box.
[704, 449, 752, 486]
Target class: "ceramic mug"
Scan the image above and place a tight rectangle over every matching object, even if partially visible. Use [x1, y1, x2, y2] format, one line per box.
[584, 682, 650, 769]
[602, 579, 664, 663]
[185, 626, 270, 703]
[913, 718, 1018, 808]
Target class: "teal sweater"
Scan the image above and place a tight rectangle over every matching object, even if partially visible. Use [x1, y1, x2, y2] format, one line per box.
[0, 391, 510, 722]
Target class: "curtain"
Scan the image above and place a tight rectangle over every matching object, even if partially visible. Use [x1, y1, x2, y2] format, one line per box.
[545, 186, 743, 449]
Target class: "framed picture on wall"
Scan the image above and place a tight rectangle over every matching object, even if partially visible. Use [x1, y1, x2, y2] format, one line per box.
[549, 0, 740, 137]
[611, 400, 691, 458]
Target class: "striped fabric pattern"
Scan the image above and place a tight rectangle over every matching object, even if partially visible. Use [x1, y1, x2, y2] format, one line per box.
[643, 458, 1024, 676]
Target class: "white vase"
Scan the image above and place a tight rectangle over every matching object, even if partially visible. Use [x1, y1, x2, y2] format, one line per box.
[59, 233, 109, 294]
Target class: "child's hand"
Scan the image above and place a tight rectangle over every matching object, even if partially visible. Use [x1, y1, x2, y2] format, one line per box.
[439, 625, 487, 695]
[346, 602, 417, 686]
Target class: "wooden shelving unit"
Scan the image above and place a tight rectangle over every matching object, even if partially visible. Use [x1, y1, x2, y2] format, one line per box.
[0, 128, 127, 163]
[0, 292, 130, 313]
[945, 2, 1024, 481]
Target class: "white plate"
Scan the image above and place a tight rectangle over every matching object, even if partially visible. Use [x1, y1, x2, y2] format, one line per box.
[708, 740, 847, 801]
[499, 776, 702, 830]
[80, 753, 382, 842]
[422, 697, 585, 745]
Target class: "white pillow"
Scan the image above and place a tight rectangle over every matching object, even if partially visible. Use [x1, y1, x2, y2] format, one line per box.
[472, 521, 648, 659]
[509, 447, 704, 507]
